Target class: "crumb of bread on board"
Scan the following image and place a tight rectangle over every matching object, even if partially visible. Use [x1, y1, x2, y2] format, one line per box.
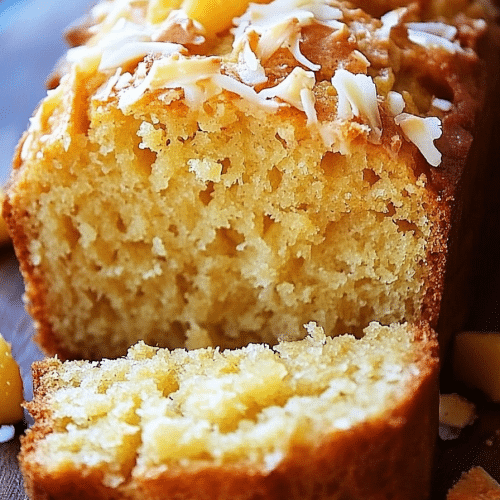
[447, 466, 500, 500]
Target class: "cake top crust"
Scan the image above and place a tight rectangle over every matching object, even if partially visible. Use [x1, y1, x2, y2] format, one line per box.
[48, 0, 489, 177]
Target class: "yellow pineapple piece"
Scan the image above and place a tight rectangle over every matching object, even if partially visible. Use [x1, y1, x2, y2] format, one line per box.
[147, 0, 183, 24]
[454, 332, 500, 402]
[0, 190, 10, 247]
[182, 0, 271, 36]
[0, 333, 24, 424]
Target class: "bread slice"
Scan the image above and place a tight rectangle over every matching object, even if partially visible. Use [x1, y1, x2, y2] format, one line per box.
[2, 0, 492, 360]
[20, 321, 439, 500]
[447, 466, 500, 500]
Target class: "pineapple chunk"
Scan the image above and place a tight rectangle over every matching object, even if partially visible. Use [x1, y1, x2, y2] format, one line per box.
[439, 393, 476, 429]
[453, 332, 500, 401]
[0, 333, 24, 424]
[182, 0, 271, 36]
[147, 0, 183, 24]
[0, 190, 10, 246]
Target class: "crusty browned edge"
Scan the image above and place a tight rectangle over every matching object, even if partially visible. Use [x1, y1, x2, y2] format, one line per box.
[2, 150, 85, 361]
[384, 13, 499, 350]
[19, 322, 439, 500]
[18, 358, 125, 500]
[436, 19, 500, 356]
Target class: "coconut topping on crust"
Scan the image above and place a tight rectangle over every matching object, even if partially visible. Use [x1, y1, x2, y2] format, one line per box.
[259, 67, 317, 124]
[331, 68, 382, 141]
[395, 113, 443, 166]
[45, 0, 488, 167]
[232, 0, 344, 71]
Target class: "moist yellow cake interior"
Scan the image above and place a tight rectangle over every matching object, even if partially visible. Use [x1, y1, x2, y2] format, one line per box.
[17, 58, 442, 358]
[9, 0, 485, 358]
[30, 322, 426, 487]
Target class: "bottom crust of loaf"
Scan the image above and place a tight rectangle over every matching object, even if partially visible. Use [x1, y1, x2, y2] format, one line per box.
[19, 322, 438, 500]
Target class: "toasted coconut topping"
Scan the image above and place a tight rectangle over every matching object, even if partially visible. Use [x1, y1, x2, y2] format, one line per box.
[376, 7, 406, 39]
[100, 41, 185, 71]
[387, 91, 405, 116]
[259, 67, 317, 124]
[233, 0, 343, 70]
[406, 22, 457, 40]
[93, 68, 123, 101]
[118, 55, 280, 110]
[212, 73, 281, 109]
[54, 0, 488, 167]
[406, 28, 462, 53]
[118, 55, 222, 109]
[394, 113, 442, 166]
[233, 0, 343, 39]
[151, 10, 206, 45]
[235, 38, 268, 85]
[331, 69, 382, 140]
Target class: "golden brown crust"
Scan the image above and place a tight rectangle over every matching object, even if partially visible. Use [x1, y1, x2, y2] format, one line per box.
[436, 21, 500, 351]
[2, 172, 78, 360]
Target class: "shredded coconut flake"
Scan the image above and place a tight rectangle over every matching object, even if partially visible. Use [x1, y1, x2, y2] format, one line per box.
[118, 55, 221, 109]
[331, 69, 382, 139]
[93, 68, 122, 101]
[376, 7, 406, 39]
[287, 24, 321, 71]
[259, 67, 317, 123]
[115, 71, 134, 91]
[407, 28, 461, 53]
[233, 0, 342, 70]
[152, 10, 206, 44]
[235, 39, 268, 85]
[394, 113, 442, 166]
[306, 3, 343, 28]
[387, 91, 405, 116]
[406, 22, 457, 40]
[99, 41, 185, 71]
[119, 55, 279, 111]
[432, 97, 453, 112]
[212, 74, 279, 109]
[300, 87, 317, 126]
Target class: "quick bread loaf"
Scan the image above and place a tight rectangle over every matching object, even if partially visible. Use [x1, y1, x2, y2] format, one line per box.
[20, 321, 439, 500]
[9, 0, 499, 497]
[3, 0, 493, 360]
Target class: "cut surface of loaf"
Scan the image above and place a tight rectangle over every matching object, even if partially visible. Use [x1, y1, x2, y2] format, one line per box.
[2, 0, 491, 359]
[20, 321, 439, 500]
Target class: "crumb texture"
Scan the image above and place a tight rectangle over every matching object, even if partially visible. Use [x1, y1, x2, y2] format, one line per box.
[21, 322, 439, 500]
[3, 0, 487, 358]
